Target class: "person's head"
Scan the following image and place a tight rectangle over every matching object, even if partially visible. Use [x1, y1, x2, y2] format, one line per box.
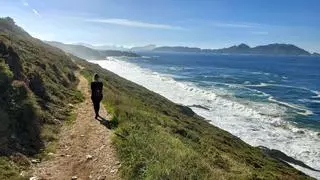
[94, 74, 99, 81]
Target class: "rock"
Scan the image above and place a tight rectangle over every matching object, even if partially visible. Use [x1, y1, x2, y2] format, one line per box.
[86, 154, 93, 160]
[259, 146, 320, 171]
[115, 161, 120, 165]
[110, 169, 118, 173]
[71, 176, 78, 180]
[99, 145, 105, 150]
[68, 103, 74, 107]
[317, 132, 320, 137]
[80, 135, 85, 137]
[31, 159, 41, 164]
[29, 177, 38, 180]
[20, 171, 27, 176]
[296, 130, 305, 134]
[48, 152, 55, 156]
[98, 175, 106, 180]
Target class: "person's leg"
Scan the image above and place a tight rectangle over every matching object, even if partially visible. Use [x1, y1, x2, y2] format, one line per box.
[93, 101, 99, 118]
[96, 100, 101, 117]
[92, 97, 99, 119]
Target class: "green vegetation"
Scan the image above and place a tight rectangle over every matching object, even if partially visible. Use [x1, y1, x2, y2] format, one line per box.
[0, 157, 26, 180]
[0, 17, 312, 179]
[46, 41, 140, 59]
[0, 17, 83, 178]
[78, 59, 312, 179]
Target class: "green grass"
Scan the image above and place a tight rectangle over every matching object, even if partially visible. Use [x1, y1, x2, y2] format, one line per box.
[0, 17, 84, 178]
[78, 59, 312, 180]
[0, 17, 312, 180]
[0, 157, 26, 180]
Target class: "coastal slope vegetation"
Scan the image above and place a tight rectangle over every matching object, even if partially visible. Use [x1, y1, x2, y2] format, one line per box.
[77, 58, 312, 179]
[0, 17, 83, 179]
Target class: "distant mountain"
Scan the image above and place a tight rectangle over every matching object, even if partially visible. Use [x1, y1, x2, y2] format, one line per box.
[250, 44, 310, 55]
[153, 43, 314, 56]
[153, 46, 201, 53]
[46, 41, 139, 59]
[74, 43, 130, 51]
[208, 43, 251, 54]
[131, 44, 157, 51]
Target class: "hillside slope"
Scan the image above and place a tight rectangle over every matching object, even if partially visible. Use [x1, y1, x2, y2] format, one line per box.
[77, 58, 313, 179]
[46, 41, 140, 59]
[0, 17, 313, 179]
[0, 17, 83, 179]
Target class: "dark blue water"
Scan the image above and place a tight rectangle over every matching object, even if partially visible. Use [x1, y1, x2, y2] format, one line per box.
[129, 52, 320, 130]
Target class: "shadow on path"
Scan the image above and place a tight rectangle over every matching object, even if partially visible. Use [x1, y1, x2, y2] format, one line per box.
[97, 116, 112, 129]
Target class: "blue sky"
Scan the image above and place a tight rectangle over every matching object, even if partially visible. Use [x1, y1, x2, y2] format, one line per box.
[1, 0, 320, 52]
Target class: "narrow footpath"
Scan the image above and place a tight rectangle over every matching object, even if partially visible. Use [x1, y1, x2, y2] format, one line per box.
[31, 73, 120, 180]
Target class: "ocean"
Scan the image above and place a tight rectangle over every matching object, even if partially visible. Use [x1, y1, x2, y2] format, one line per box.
[91, 52, 320, 178]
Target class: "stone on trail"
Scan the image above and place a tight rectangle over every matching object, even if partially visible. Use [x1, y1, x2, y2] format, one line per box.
[31, 159, 41, 164]
[97, 175, 106, 180]
[86, 154, 93, 160]
[110, 169, 118, 173]
[71, 176, 78, 180]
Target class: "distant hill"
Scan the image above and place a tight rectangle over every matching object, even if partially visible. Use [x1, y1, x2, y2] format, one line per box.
[153, 46, 201, 53]
[74, 43, 130, 51]
[153, 43, 314, 56]
[131, 44, 157, 51]
[46, 41, 140, 59]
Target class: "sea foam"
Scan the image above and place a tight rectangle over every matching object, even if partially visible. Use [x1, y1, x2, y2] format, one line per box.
[91, 58, 320, 179]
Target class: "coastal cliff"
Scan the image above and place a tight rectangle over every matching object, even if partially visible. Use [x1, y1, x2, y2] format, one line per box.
[0, 17, 314, 179]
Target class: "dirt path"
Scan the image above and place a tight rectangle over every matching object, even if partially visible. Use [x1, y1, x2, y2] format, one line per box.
[31, 73, 120, 180]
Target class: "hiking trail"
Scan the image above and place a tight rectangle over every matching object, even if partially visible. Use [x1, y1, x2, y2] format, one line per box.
[31, 73, 120, 180]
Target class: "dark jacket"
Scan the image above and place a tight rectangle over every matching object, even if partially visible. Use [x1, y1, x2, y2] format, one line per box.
[91, 81, 103, 101]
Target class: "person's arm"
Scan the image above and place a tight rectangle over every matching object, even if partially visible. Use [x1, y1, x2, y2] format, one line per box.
[99, 82, 103, 94]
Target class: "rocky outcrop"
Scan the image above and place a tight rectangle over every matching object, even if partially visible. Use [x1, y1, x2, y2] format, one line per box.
[259, 146, 320, 172]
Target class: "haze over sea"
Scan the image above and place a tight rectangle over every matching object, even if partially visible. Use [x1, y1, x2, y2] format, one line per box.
[91, 52, 320, 178]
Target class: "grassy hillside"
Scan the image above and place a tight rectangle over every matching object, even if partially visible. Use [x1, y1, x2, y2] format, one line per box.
[76, 58, 312, 179]
[0, 17, 312, 179]
[46, 41, 140, 59]
[0, 17, 83, 179]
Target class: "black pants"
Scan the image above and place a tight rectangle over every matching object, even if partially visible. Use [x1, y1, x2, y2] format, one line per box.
[91, 96, 102, 116]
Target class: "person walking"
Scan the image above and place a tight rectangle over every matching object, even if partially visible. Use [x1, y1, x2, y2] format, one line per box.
[91, 74, 103, 119]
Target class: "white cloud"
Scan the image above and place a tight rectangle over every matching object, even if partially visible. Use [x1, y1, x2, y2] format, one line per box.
[21, 0, 29, 6]
[252, 31, 268, 35]
[86, 18, 183, 30]
[21, 0, 41, 17]
[32, 9, 41, 17]
[213, 22, 257, 28]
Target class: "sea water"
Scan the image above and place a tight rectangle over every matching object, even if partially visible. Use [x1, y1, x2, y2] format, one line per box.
[91, 52, 320, 178]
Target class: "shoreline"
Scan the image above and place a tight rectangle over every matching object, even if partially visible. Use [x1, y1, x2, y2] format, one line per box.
[90, 58, 320, 179]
